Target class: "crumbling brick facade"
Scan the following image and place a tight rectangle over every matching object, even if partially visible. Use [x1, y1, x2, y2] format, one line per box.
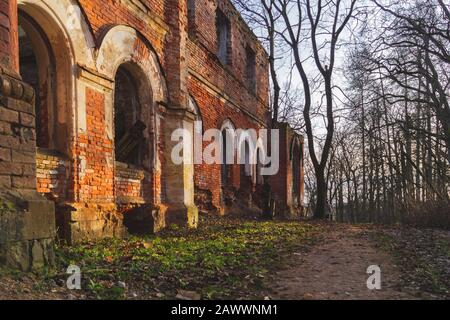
[269, 123, 305, 218]
[0, 0, 55, 271]
[0, 0, 305, 269]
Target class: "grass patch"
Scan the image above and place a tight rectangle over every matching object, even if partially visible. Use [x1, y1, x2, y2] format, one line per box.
[54, 217, 324, 300]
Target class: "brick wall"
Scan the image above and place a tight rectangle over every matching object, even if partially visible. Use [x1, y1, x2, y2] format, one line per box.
[269, 123, 305, 217]
[36, 149, 69, 201]
[3, 0, 286, 245]
[77, 0, 268, 119]
[77, 0, 167, 67]
[187, 0, 269, 119]
[186, 0, 271, 212]
[0, 0, 55, 270]
[0, 0, 11, 67]
[188, 77, 265, 210]
[0, 0, 17, 70]
[74, 88, 114, 203]
[115, 161, 152, 204]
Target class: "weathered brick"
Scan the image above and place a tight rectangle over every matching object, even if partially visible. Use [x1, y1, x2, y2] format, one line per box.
[0, 174, 11, 188]
[0, 161, 22, 175]
[0, 105, 19, 123]
[12, 176, 36, 189]
[0, 146, 10, 161]
[0, 120, 12, 134]
[19, 112, 35, 127]
[11, 150, 35, 164]
[0, 133, 19, 148]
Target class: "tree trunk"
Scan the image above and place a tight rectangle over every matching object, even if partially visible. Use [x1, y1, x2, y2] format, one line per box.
[315, 169, 327, 219]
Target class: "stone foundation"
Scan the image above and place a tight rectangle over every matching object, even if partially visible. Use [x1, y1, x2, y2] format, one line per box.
[0, 191, 55, 271]
[0, 68, 56, 271]
[56, 203, 125, 245]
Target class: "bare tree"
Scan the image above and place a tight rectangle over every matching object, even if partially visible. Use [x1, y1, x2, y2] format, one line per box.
[273, 0, 358, 218]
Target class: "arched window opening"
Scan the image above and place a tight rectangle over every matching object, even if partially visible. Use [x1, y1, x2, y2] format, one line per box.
[220, 122, 236, 187]
[114, 64, 146, 167]
[240, 140, 252, 189]
[256, 148, 264, 185]
[18, 12, 55, 149]
[221, 129, 230, 187]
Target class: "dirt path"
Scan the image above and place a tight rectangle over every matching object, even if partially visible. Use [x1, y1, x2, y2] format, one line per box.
[271, 224, 417, 300]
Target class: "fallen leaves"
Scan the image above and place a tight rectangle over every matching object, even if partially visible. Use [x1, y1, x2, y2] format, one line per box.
[372, 227, 450, 299]
[50, 216, 324, 300]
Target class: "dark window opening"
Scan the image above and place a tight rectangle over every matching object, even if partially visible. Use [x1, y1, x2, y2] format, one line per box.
[245, 47, 256, 94]
[114, 65, 146, 166]
[18, 13, 55, 149]
[216, 10, 231, 65]
[188, 0, 196, 32]
[240, 140, 252, 189]
[221, 129, 233, 187]
[256, 148, 264, 185]
[292, 142, 301, 204]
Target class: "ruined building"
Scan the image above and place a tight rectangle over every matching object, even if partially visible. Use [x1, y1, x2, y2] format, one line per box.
[0, 0, 304, 270]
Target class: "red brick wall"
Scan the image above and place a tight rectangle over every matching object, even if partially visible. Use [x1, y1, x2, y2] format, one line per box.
[269, 123, 305, 212]
[187, 0, 269, 119]
[77, 0, 167, 68]
[69, 0, 270, 211]
[189, 78, 265, 210]
[164, 0, 188, 108]
[187, 0, 270, 213]
[6, 0, 273, 218]
[73, 88, 114, 203]
[77, 0, 268, 119]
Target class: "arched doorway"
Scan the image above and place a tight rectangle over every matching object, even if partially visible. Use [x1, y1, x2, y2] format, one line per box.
[113, 62, 154, 205]
[113, 62, 156, 233]
[18, 7, 72, 203]
[18, 9, 71, 154]
[18, 12, 56, 150]
[114, 64, 146, 166]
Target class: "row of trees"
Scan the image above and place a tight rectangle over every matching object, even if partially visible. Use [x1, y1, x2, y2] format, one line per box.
[235, 0, 449, 226]
[328, 0, 449, 226]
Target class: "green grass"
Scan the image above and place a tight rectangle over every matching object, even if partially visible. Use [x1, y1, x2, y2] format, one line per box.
[54, 217, 323, 300]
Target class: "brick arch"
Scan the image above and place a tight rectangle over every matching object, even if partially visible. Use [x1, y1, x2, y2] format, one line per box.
[18, 0, 95, 68]
[188, 95, 202, 121]
[290, 136, 302, 161]
[18, 0, 96, 156]
[96, 26, 169, 204]
[220, 118, 236, 132]
[96, 25, 168, 105]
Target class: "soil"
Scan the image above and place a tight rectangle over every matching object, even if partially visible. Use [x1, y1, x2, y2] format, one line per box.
[271, 224, 418, 300]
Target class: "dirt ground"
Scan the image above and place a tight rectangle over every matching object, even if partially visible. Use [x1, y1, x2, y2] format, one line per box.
[271, 225, 418, 300]
[1, 222, 447, 300]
